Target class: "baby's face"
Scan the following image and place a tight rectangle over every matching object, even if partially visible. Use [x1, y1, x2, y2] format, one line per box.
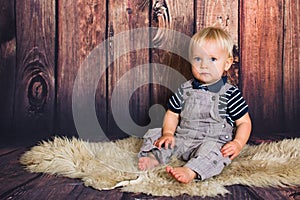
[190, 41, 233, 85]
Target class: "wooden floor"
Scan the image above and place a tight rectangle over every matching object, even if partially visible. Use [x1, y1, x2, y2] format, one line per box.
[1, 142, 300, 200]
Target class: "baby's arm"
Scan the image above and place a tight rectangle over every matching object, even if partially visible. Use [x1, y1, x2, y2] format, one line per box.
[154, 110, 179, 149]
[221, 112, 252, 160]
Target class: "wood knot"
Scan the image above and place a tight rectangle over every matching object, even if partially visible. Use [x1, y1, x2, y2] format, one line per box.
[152, 0, 170, 24]
[27, 74, 48, 113]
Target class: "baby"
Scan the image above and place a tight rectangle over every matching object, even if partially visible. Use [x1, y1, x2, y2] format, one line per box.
[138, 27, 252, 183]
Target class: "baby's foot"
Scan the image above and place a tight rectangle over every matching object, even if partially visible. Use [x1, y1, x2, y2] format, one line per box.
[138, 154, 159, 170]
[166, 166, 197, 183]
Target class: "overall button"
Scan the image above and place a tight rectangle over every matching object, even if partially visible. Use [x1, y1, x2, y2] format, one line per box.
[225, 135, 229, 139]
[222, 124, 226, 128]
[211, 96, 216, 101]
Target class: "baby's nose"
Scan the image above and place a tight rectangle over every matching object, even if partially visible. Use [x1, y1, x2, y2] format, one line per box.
[200, 63, 208, 69]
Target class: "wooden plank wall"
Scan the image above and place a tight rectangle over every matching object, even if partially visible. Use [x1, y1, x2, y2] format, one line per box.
[240, 0, 300, 136]
[283, 0, 300, 134]
[0, 0, 299, 142]
[0, 0, 15, 139]
[57, 0, 107, 139]
[13, 0, 56, 141]
[106, 0, 150, 139]
[151, 0, 195, 113]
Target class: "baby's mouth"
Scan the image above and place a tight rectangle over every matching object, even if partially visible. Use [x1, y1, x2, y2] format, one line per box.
[199, 72, 210, 76]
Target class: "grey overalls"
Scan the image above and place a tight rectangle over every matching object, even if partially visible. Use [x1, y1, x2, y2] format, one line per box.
[139, 80, 234, 180]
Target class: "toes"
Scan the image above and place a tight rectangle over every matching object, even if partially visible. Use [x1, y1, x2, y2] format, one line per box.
[166, 166, 173, 173]
[166, 167, 195, 183]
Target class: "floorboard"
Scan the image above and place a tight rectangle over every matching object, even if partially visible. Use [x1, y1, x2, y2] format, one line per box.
[0, 146, 23, 156]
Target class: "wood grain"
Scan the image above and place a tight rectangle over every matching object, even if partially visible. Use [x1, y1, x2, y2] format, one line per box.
[57, 0, 107, 139]
[240, 0, 285, 136]
[283, 0, 300, 133]
[0, 0, 16, 139]
[14, 0, 56, 141]
[106, 0, 150, 139]
[150, 0, 194, 120]
[0, 0, 15, 43]
[195, 0, 238, 43]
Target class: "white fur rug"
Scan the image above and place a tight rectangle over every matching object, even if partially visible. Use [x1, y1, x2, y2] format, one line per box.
[20, 136, 300, 197]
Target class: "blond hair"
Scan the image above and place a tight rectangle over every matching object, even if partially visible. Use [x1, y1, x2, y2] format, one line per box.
[189, 27, 234, 60]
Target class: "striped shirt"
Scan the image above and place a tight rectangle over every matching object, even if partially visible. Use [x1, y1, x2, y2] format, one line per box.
[167, 77, 248, 126]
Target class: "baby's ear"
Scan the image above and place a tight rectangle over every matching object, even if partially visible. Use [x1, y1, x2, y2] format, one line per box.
[225, 57, 234, 71]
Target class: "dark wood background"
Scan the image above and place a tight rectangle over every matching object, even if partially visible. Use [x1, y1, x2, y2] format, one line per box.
[0, 0, 299, 143]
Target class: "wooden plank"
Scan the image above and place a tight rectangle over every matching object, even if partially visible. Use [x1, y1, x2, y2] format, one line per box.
[122, 185, 287, 199]
[239, 0, 285, 136]
[71, 187, 124, 200]
[57, 0, 107, 140]
[1, 174, 83, 200]
[0, 0, 15, 44]
[0, 148, 30, 171]
[0, 146, 19, 156]
[0, 148, 40, 196]
[0, 0, 16, 140]
[195, 0, 239, 43]
[14, 0, 56, 142]
[107, 0, 150, 139]
[150, 0, 194, 124]
[283, 0, 300, 133]
[246, 186, 294, 200]
[3, 176, 124, 200]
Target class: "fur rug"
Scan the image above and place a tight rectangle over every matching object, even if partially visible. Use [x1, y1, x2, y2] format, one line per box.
[20, 136, 300, 197]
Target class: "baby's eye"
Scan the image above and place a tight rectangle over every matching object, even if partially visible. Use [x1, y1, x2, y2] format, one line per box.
[194, 57, 201, 62]
[210, 57, 217, 62]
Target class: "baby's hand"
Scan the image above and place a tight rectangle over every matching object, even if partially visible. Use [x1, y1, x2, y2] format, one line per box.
[154, 133, 175, 149]
[221, 140, 242, 160]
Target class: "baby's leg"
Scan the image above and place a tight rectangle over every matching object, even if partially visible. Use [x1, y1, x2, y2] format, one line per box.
[138, 153, 159, 170]
[166, 166, 197, 184]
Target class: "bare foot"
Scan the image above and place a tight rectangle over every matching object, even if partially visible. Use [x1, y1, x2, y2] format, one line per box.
[166, 166, 197, 183]
[138, 154, 159, 171]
